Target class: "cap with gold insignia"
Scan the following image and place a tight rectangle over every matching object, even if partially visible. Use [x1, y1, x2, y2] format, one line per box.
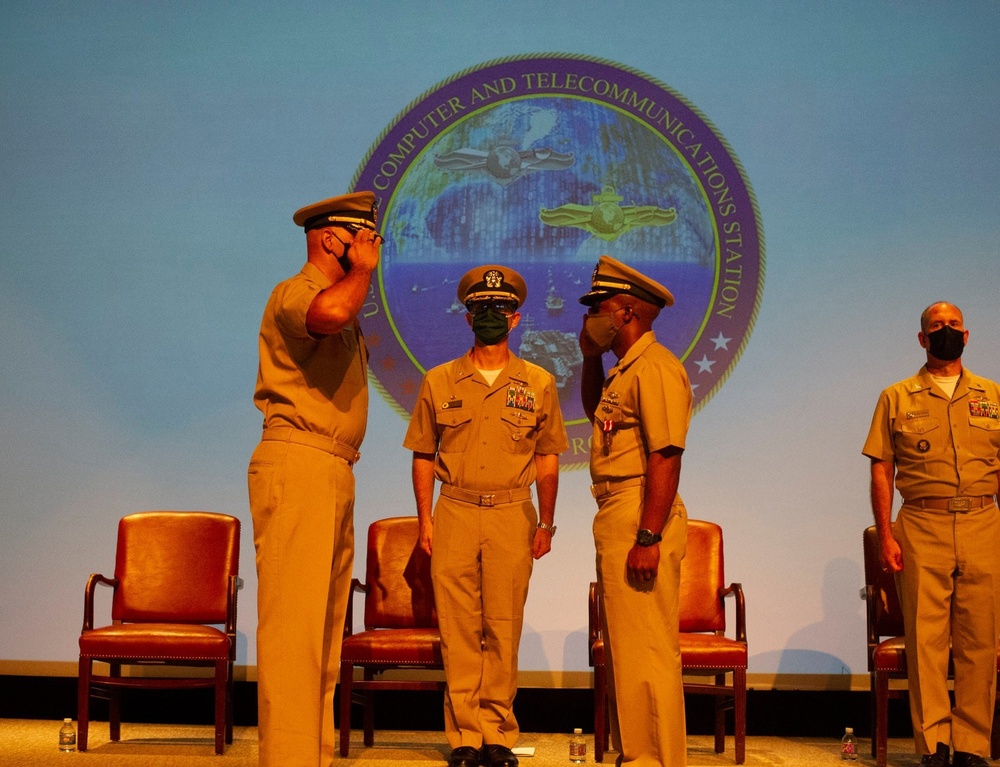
[457, 264, 527, 309]
[578, 255, 674, 308]
[292, 191, 379, 233]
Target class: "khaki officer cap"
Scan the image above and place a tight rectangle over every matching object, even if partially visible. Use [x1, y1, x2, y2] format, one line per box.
[457, 264, 527, 309]
[293, 191, 379, 233]
[578, 254, 674, 308]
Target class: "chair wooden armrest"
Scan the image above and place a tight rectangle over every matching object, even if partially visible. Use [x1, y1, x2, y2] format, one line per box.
[721, 582, 746, 644]
[344, 577, 367, 638]
[82, 574, 117, 632]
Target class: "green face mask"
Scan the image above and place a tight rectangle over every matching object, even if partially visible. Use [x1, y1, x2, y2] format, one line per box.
[583, 311, 621, 353]
[471, 307, 510, 346]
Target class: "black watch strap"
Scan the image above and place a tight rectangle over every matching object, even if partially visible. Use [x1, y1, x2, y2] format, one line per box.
[636, 529, 662, 547]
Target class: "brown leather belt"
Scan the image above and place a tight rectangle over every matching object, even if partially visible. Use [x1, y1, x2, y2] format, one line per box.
[440, 485, 532, 507]
[262, 427, 361, 466]
[908, 495, 996, 512]
[590, 477, 644, 498]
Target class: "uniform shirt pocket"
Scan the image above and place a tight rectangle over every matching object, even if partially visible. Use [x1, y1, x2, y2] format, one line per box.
[893, 417, 943, 459]
[969, 416, 1000, 454]
[435, 408, 473, 453]
[500, 408, 537, 454]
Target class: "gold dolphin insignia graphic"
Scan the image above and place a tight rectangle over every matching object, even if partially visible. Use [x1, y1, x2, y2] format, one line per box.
[539, 185, 677, 242]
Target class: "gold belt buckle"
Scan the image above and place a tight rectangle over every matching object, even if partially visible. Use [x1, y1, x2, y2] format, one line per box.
[480, 494, 495, 507]
[948, 497, 972, 512]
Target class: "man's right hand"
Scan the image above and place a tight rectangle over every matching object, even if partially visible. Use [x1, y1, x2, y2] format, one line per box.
[578, 313, 604, 358]
[348, 228, 381, 274]
[879, 533, 903, 573]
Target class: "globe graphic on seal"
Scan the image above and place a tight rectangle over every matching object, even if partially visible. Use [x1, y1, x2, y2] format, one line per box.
[375, 96, 716, 429]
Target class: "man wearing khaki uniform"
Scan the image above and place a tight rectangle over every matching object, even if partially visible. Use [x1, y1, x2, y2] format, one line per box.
[248, 192, 381, 767]
[578, 255, 692, 767]
[864, 301, 1000, 767]
[404, 265, 568, 767]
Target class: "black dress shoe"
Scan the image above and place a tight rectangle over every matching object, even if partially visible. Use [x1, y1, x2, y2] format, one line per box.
[919, 743, 950, 767]
[448, 745, 482, 767]
[482, 743, 519, 767]
[953, 751, 989, 767]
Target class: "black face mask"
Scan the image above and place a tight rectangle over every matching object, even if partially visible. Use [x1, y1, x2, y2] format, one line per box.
[927, 326, 965, 361]
[471, 308, 510, 346]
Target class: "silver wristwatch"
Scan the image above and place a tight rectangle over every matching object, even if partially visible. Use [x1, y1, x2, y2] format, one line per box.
[537, 522, 557, 536]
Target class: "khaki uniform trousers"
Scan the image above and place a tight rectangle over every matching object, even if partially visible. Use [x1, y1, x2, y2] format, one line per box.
[894, 502, 1000, 756]
[248, 439, 356, 767]
[430, 493, 535, 749]
[594, 486, 688, 767]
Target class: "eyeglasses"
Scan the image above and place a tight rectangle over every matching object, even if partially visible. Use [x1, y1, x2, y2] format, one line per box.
[467, 300, 518, 317]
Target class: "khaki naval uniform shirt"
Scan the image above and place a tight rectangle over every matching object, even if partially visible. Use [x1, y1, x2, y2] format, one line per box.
[404, 352, 567, 489]
[863, 366, 1000, 756]
[403, 351, 567, 749]
[249, 261, 368, 767]
[590, 331, 692, 767]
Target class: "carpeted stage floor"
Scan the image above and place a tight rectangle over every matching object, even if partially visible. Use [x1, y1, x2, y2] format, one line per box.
[0, 719, 926, 766]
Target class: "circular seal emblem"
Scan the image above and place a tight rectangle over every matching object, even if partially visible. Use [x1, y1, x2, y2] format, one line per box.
[917, 439, 931, 453]
[352, 54, 764, 467]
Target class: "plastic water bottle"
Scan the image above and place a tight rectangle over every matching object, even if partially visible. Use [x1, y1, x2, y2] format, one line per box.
[569, 727, 586, 762]
[840, 726, 858, 760]
[58, 718, 76, 752]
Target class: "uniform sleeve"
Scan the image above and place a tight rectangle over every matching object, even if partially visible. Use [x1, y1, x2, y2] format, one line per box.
[402, 375, 440, 454]
[862, 390, 895, 462]
[272, 278, 322, 339]
[637, 354, 692, 453]
[534, 375, 569, 455]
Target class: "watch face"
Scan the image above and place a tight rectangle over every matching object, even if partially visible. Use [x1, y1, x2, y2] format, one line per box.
[637, 529, 658, 546]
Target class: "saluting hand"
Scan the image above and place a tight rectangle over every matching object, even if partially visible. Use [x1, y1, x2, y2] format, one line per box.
[349, 228, 381, 274]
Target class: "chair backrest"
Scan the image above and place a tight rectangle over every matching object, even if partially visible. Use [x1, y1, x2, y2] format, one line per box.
[112, 511, 240, 624]
[679, 519, 726, 633]
[363, 517, 437, 630]
[862, 525, 904, 637]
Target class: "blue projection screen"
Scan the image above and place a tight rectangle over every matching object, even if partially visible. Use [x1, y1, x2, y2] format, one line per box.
[2, 2, 999, 688]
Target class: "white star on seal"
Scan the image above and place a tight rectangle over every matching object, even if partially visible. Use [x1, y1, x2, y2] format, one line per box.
[694, 355, 715, 374]
[711, 333, 731, 351]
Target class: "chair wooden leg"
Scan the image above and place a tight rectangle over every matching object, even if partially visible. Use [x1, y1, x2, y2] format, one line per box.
[713, 674, 725, 754]
[869, 671, 877, 758]
[363, 671, 375, 747]
[593, 662, 606, 762]
[339, 662, 353, 757]
[225, 661, 234, 745]
[734, 668, 746, 765]
[77, 657, 91, 752]
[991, 695, 1000, 760]
[109, 662, 121, 742]
[214, 659, 226, 754]
[875, 670, 890, 767]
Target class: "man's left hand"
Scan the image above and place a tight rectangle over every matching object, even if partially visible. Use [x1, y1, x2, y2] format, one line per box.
[531, 528, 552, 560]
[626, 543, 659, 586]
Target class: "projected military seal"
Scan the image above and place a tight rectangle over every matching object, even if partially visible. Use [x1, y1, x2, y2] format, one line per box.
[351, 54, 764, 467]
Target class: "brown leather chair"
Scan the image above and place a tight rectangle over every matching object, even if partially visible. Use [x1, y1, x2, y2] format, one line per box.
[77, 511, 240, 754]
[589, 519, 747, 763]
[338, 516, 444, 757]
[861, 525, 1000, 767]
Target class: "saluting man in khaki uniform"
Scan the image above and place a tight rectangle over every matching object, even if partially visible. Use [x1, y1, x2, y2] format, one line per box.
[864, 302, 1000, 767]
[578, 255, 692, 767]
[248, 192, 381, 767]
[404, 265, 568, 767]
